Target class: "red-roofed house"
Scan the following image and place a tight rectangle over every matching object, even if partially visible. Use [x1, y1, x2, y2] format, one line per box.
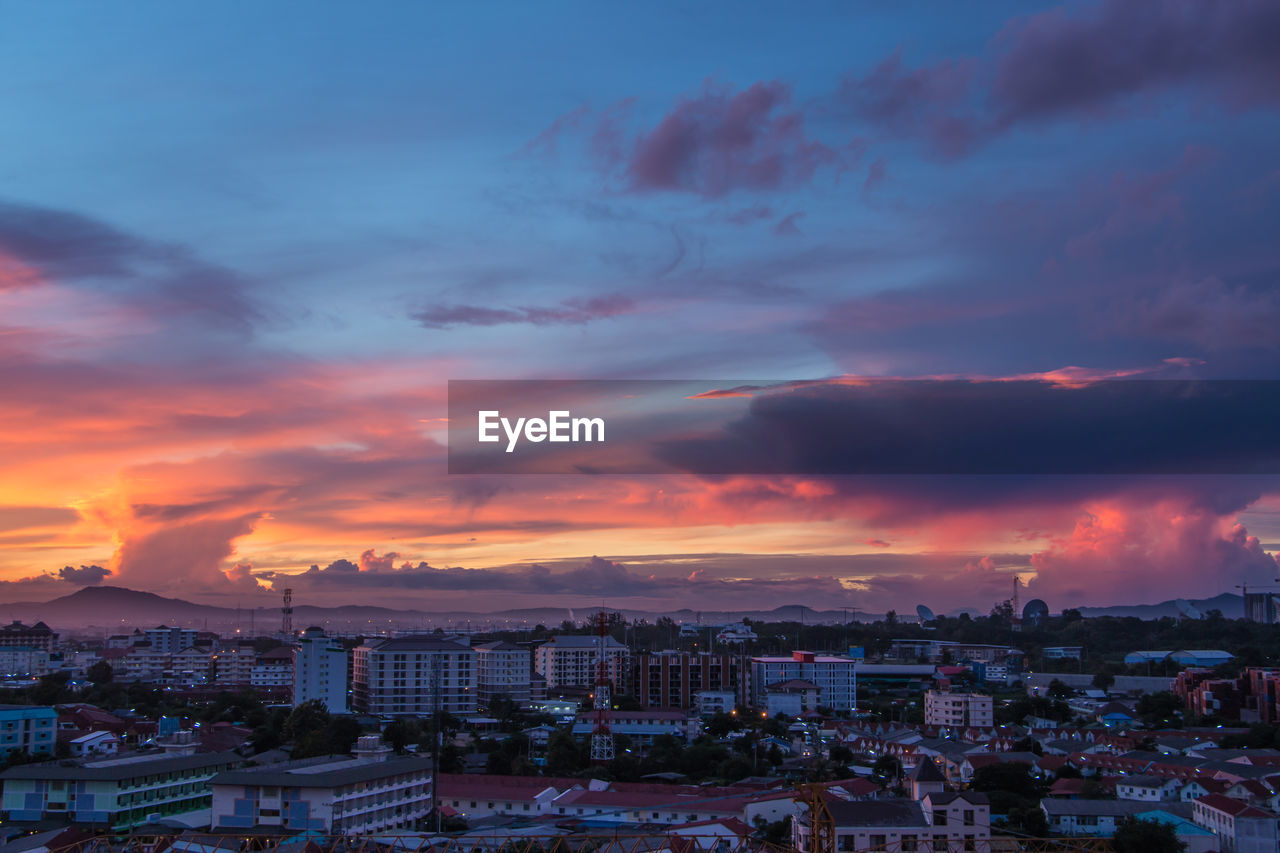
[1192, 793, 1279, 853]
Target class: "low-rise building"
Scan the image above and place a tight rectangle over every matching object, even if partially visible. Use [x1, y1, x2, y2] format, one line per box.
[1040, 799, 1162, 836]
[1192, 793, 1279, 853]
[793, 792, 990, 852]
[209, 741, 431, 834]
[0, 750, 241, 829]
[570, 710, 694, 748]
[924, 690, 994, 728]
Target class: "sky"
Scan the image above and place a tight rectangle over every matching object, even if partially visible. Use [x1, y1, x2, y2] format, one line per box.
[2, 0, 1280, 614]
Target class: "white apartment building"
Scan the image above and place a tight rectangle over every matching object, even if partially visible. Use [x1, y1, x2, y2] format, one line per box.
[750, 652, 858, 711]
[352, 637, 477, 716]
[210, 745, 432, 834]
[143, 626, 199, 656]
[0, 647, 50, 677]
[924, 690, 995, 728]
[293, 627, 348, 713]
[534, 635, 629, 692]
[475, 641, 532, 706]
[251, 647, 294, 688]
[213, 639, 258, 685]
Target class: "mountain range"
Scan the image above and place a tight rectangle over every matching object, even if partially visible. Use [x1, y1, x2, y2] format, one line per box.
[0, 585, 1248, 635]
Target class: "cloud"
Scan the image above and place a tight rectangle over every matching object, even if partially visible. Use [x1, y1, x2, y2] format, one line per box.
[528, 81, 845, 198]
[0, 199, 262, 334]
[1109, 277, 1280, 350]
[835, 49, 978, 157]
[989, 0, 1280, 126]
[654, 379, 1280, 476]
[773, 212, 805, 236]
[1028, 499, 1280, 606]
[838, 1, 1280, 157]
[57, 564, 111, 585]
[412, 294, 635, 329]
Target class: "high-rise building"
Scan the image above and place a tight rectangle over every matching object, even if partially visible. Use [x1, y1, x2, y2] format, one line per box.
[293, 627, 348, 713]
[475, 641, 532, 706]
[352, 637, 476, 715]
[534, 635, 628, 693]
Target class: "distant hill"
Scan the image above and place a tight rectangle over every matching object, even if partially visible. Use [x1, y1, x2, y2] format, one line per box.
[1077, 592, 1243, 620]
[0, 584, 1251, 634]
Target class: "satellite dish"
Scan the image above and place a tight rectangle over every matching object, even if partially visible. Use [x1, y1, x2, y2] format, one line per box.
[1022, 599, 1049, 626]
[1175, 599, 1203, 620]
[916, 604, 936, 623]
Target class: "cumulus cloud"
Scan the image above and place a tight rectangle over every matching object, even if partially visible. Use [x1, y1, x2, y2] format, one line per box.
[1028, 499, 1280, 606]
[58, 564, 111, 585]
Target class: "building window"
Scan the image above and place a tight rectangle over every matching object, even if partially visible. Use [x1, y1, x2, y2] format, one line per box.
[963, 809, 974, 826]
[932, 810, 946, 826]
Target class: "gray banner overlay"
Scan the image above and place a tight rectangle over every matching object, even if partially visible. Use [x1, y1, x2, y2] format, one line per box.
[447, 379, 1280, 475]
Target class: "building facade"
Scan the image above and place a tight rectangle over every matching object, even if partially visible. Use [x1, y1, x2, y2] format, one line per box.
[749, 652, 858, 711]
[352, 637, 477, 715]
[924, 690, 995, 728]
[293, 627, 348, 713]
[475, 641, 532, 707]
[535, 635, 629, 693]
[210, 747, 432, 834]
[0, 751, 241, 829]
[0, 705, 56, 760]
[634, 652, 749, 710]
[0, 621, 57, 653]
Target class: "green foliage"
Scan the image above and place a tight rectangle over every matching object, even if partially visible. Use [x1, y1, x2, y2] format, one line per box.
[1112, 818, 1186, 853]
[87, 661, 113, 685]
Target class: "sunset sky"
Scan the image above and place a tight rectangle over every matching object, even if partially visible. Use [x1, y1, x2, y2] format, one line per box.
[3, 1, 1280, 613]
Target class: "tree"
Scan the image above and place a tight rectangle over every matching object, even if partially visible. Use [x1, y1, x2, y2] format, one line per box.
[545, 729, 583, 777]
[872, 755, 901, 782]
[1112, 818, 1186, 853]
[87, 661, 113, 685]
[1092, 671, 1116, 691]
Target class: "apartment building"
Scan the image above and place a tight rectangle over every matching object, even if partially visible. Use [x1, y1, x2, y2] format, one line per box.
[749, 652, 858, 711]
[352, 637, 477, 716]
[0, 621, 57, 654]
[534, 635, 628, 692]
[924, 690, 995, 728]
[0, 647, 50, 678]
[0, 705, 56, 760]
[0, 750, 241, 829]
[475, 641, 532, 706]
[213, 639, 258, 685]
[634, 651, 749, 710]
[210, 743, 432, 833]
[142, 626, 199, 656]
[250, 647, 294, 688]
[293, 627, 348, 713]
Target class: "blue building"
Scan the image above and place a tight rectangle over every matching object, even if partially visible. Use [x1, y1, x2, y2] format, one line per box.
[0, 705, 56, 760]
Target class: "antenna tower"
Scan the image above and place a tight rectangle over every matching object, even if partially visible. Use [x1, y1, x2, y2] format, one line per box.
[590, 610, 615, 763]
[281, 588, 293, 637]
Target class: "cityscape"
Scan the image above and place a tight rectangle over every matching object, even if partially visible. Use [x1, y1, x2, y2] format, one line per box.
[5, 1, 1280, 853]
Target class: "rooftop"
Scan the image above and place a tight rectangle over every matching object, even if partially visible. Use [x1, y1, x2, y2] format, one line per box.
[212, 754, 432, 788]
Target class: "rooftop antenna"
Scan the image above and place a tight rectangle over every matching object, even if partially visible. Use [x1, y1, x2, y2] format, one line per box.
[589, 610, 614, 764]
[1011, 576, 1022, 632]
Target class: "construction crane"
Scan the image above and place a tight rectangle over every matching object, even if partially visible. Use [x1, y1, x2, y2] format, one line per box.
[796, 784, 834, 853]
